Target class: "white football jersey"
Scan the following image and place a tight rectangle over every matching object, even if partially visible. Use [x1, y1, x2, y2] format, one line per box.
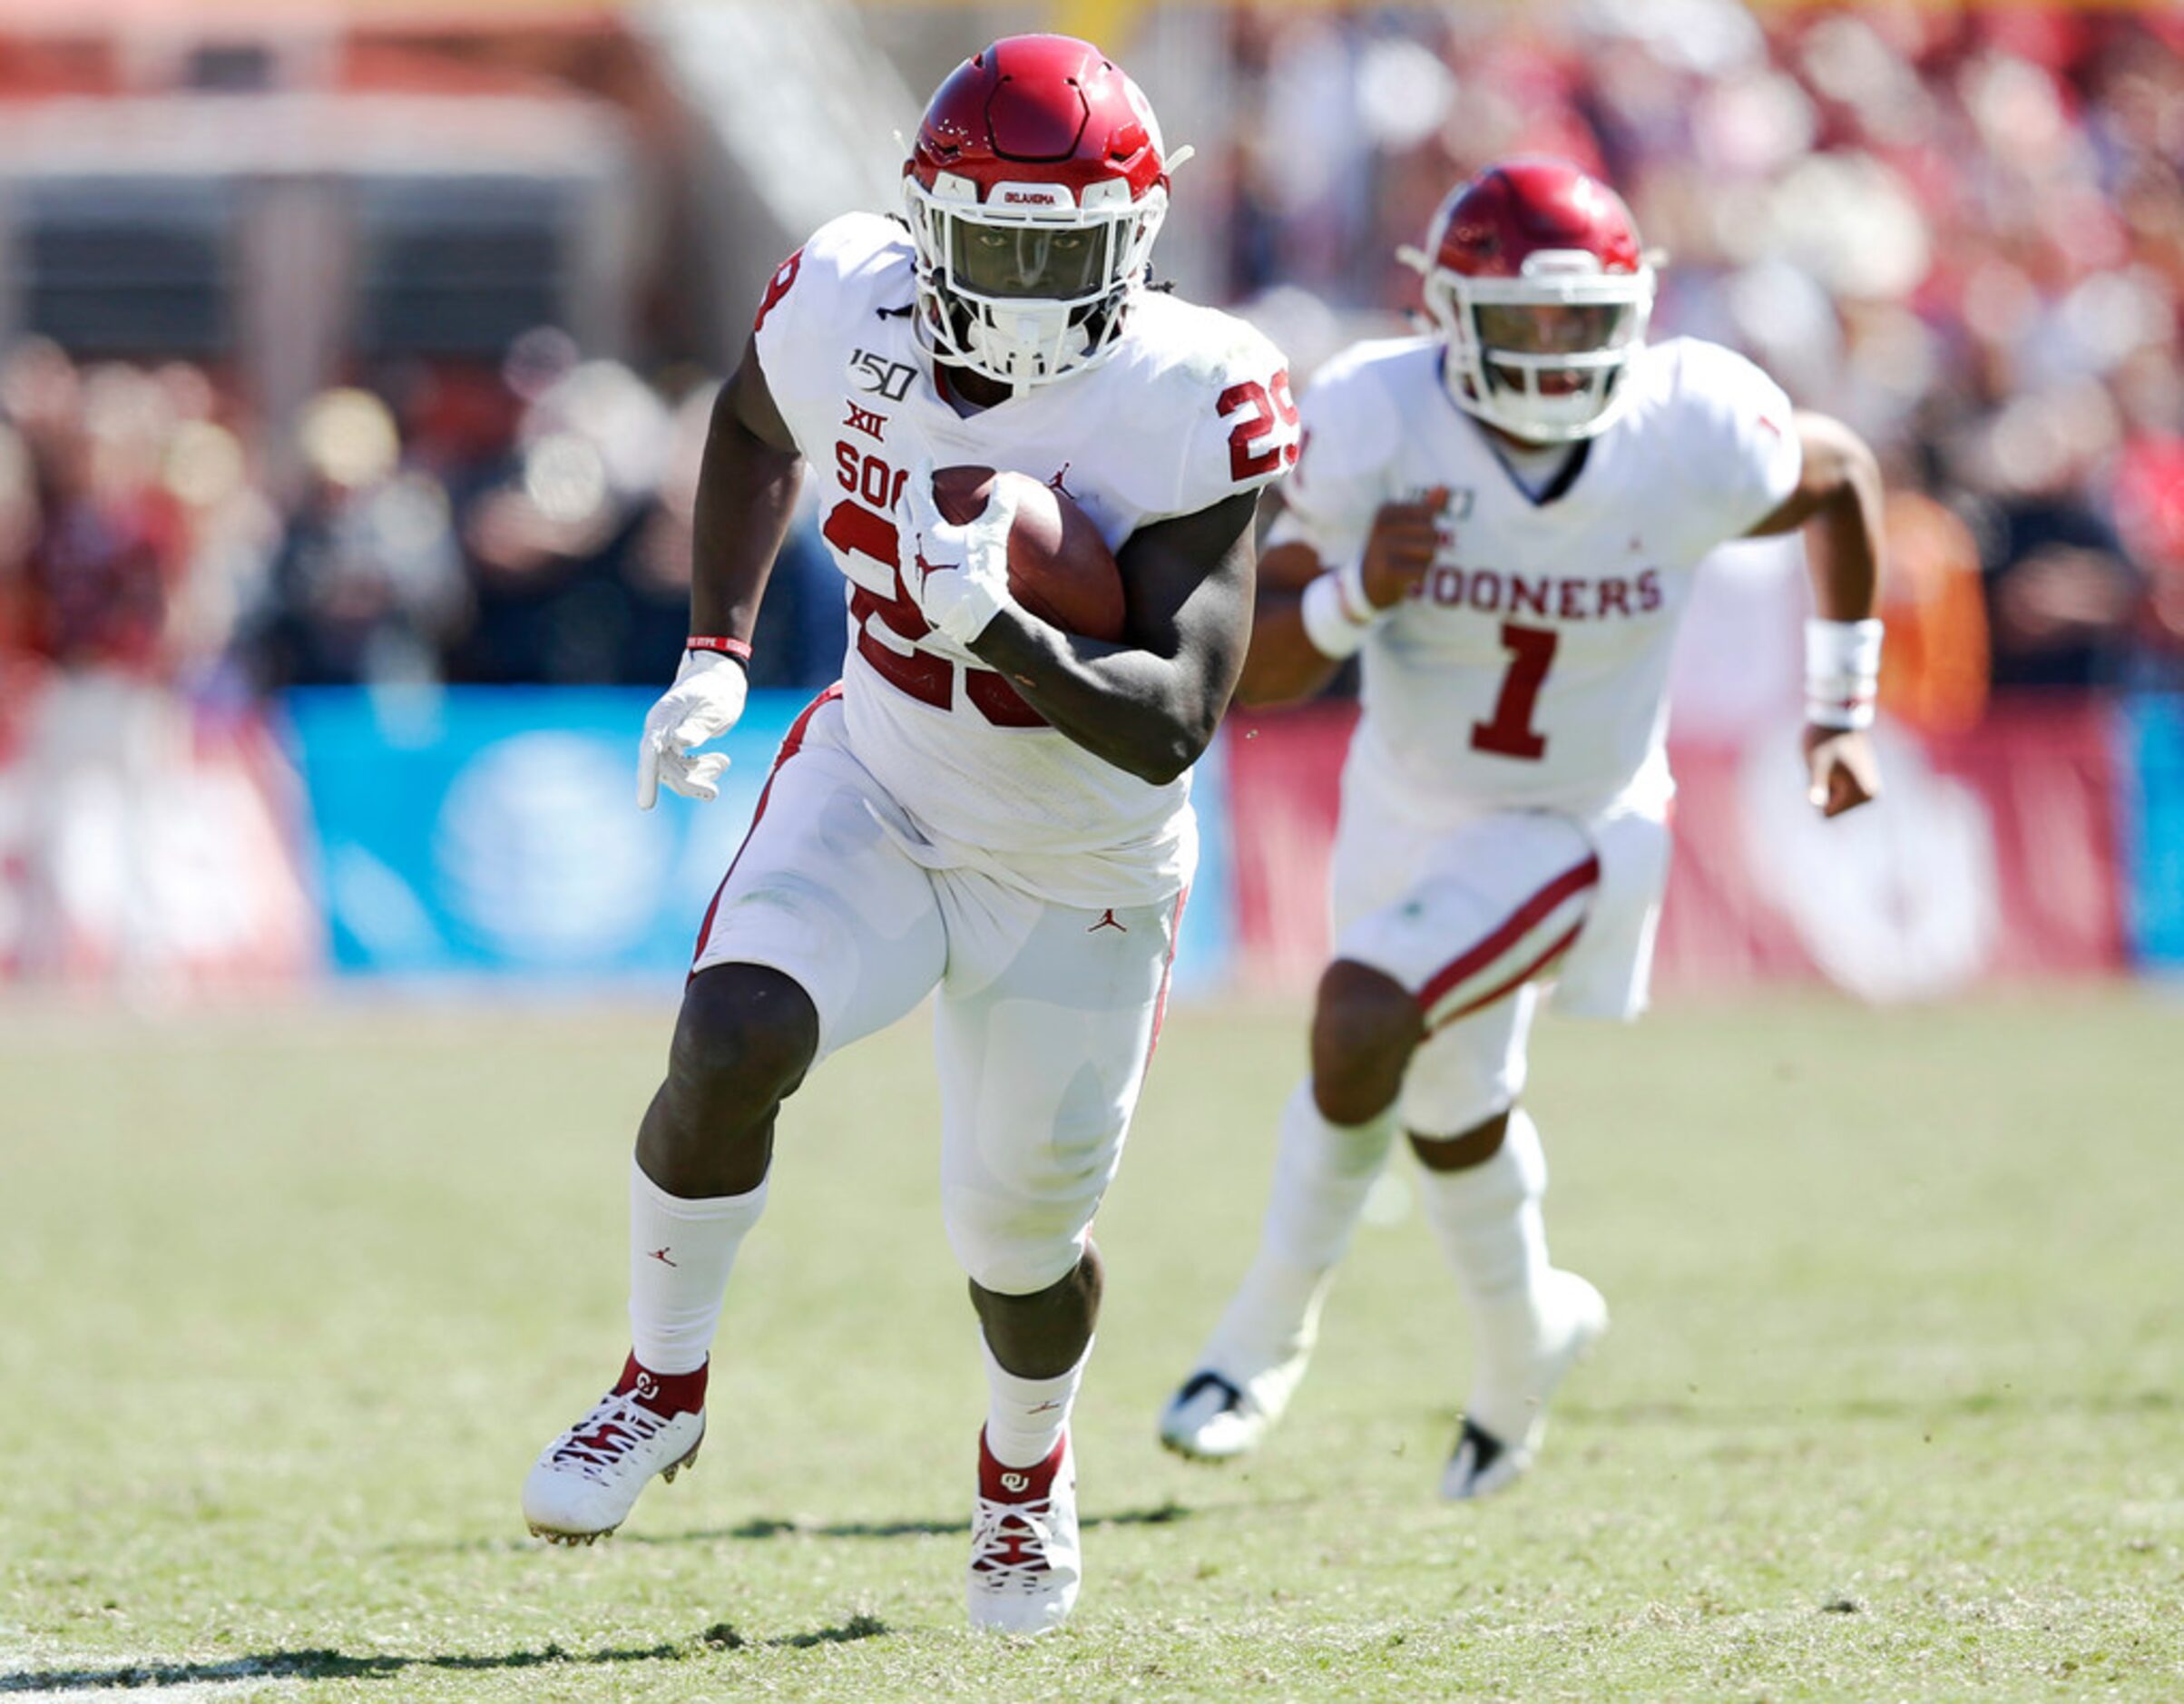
[1274, 334, 1801, 821]
[752, 212, 1298, 906]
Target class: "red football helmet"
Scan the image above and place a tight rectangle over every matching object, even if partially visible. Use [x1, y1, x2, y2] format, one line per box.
[904, 34, 1184, 391]
[1400, 158, 1656, 443]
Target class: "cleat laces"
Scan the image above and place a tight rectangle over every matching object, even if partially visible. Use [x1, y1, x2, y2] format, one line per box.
[970, 1495, 1061, 1593]
[548, 1392, 672, 1484]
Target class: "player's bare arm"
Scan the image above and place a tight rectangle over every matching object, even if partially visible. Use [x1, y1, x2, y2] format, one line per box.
[690, 335, 804, 641]
[965, 489, 1260, 785]
[1745, 410, 1886, 818]
[1236, 488, 1447, 707]
[1744, 411, 1881, 615]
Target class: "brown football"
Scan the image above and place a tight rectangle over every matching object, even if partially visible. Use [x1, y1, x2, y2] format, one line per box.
[930, 465, 1128, 642]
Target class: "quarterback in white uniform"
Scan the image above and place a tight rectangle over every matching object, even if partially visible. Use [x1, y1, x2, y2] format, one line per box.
[521, 35, 1296, 1634]
[1160, 158, 1885, 1499]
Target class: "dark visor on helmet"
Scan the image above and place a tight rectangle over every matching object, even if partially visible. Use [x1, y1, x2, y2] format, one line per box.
[949, 221, 1112, 300]
[1474, 302, 1638, 355]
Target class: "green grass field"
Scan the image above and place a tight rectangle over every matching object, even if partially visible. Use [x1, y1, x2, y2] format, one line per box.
[4, 989, 2181, 1700]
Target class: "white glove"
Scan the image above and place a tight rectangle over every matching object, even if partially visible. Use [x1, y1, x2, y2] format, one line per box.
[637, 649, 749, 808]
[893, 459, 1021, 647]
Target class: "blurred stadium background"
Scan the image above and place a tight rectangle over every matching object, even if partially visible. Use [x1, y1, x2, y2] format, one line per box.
[0, 0, 2179, 1002]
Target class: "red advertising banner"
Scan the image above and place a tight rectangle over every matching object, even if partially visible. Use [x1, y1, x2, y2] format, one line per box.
[1225, 705, 1352, 993]
[1226, 700, 2126, 1001]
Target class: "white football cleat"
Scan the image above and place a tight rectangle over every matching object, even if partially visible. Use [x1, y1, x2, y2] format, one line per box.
[966, 1429, 1079, 1636]
[1158, 1340, 1316, 1463]
[1441, 1268, 1608, 1502]
[523, 1358, 704, 1544]
[1159, 1256, 1335, 1463]
[1159, 1370, 1268, 1461]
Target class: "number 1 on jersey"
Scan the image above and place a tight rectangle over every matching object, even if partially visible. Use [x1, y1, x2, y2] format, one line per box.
[1471, 622, 1556, 760]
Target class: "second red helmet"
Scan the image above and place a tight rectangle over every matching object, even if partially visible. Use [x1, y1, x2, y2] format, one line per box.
[1400, 158, 1657, 443]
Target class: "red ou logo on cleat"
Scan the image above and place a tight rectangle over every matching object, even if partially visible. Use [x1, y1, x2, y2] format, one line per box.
[1001, 1472, 1029, 1493]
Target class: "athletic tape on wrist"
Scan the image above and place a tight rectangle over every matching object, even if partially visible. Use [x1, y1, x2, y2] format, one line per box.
[1804, 618, 1883, 730]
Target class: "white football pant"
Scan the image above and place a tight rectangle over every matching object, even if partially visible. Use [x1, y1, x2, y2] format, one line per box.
[694, 690, 1187, 1295]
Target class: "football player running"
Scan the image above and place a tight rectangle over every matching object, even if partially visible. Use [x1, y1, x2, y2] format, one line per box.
[519, 36, 1295, 1635]
[1158, 159, 1884, 1500]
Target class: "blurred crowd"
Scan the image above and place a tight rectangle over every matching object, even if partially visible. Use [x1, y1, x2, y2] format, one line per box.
[2, 5, 2182, 727]
[0, 331, 843, 710]
[1220, 1, 2184, 720]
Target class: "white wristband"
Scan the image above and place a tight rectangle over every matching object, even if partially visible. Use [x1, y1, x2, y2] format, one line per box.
[1334, 553, 1379, 625]
[1804, 617, 1884, 730]
[1299, 556, 1386, 661]
[1300, 573, 1370, 659]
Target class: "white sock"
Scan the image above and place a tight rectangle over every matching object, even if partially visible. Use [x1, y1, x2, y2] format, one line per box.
[1200, 1082, 1396, 1382]
[983, 1335, 1090, 1468]
[627, 1157, 769, 1376]
[1415, 1107, 1551, 1437]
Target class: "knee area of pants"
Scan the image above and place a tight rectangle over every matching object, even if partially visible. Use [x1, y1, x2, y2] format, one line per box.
[945, 1209, 1084, 1298]
[672, 970, 818, 1102]
[958, 1245, 1082, 1298]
